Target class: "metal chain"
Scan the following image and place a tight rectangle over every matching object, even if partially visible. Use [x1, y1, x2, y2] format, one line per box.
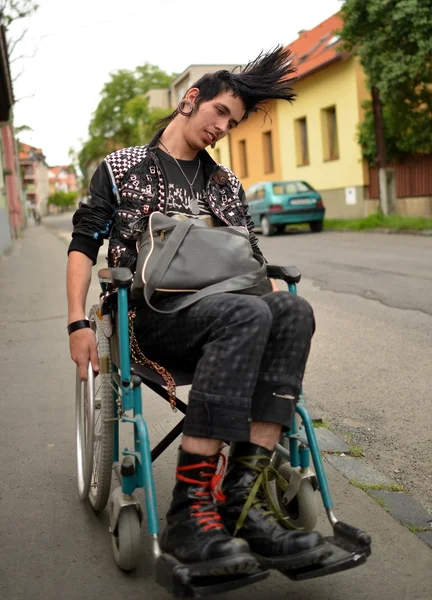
[158, 139, 201, 191]
[128, 309, 178, 411]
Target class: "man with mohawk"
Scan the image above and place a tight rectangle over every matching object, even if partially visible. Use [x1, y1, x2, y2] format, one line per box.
[67, 46, 328, 576]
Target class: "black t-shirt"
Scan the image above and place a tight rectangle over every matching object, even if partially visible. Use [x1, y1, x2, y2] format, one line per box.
[156, 148, 220, 227]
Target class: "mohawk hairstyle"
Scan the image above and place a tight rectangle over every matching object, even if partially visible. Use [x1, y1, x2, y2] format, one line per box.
[156, 46, 297, 128]
[230, 45, 297, 114]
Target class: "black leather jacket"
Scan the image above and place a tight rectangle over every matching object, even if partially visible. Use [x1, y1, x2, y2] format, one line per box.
[69, 129, 264, 271]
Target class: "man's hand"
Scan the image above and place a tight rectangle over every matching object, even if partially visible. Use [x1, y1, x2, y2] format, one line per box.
[69, 327, 99, 381]
[270, 278, 280, 292]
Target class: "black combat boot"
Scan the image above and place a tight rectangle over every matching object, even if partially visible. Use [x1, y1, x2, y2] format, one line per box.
[160, 448, 260, 576]
[219, 442, 331, 570]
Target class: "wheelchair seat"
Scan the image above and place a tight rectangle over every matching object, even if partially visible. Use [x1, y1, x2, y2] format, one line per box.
[131, 362, 194, 387]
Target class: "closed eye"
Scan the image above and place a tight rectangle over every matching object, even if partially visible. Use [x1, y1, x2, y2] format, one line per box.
[216, 104, 239, 128]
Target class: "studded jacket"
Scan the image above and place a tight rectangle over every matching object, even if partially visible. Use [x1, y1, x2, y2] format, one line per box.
[69, 129, 264, 272]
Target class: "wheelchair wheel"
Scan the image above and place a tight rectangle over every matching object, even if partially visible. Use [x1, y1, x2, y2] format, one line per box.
[76, 304, 114, 512]
[111, 507, 141, 571]
[274, 462, 318, 531]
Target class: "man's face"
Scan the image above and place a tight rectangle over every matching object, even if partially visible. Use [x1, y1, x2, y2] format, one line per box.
[185, 91, 246, 151]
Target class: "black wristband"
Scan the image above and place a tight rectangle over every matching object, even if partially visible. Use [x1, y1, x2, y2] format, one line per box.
[67, 319, 91, 335]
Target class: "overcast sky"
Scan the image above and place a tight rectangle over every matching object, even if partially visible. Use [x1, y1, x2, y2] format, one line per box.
[10, 0, 342, 165]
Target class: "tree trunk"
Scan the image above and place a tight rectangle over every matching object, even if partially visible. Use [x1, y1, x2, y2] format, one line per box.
[371, 86, 396, 215]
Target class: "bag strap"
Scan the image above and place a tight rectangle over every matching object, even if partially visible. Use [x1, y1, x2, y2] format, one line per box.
[143, 221, 267, 314]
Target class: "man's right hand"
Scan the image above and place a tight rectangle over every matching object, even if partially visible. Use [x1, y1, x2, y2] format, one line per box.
[69, 327, 99, 381]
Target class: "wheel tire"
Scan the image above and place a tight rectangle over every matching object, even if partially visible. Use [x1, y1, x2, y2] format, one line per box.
[309, 220, 323, 233]
[274, 462, 318, 531]
[261, 216, 276, 237]
[275, 225, 286, 234]
[76, 304, 114, 512]
[111, 507, 141, 571]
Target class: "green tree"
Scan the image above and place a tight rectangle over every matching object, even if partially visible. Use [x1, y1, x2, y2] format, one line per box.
[78, 64, 174, 185]
[48, 190, 78, 211]
[339, 0, 432, 213]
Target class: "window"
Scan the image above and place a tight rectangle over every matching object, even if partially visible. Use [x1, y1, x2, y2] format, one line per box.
[262, 131, 274, 173]
[321, 106, 339, 160]
[256, 186, 265, 199]
[272, 181, 314, 196]
[238, 140, 248, 178]
[294, 117, 309, 166]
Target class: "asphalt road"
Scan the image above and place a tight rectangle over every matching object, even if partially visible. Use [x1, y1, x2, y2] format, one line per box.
[258, 227, 432, 512]
[47, 212, 432, 315]
[1, 219, 430, 600]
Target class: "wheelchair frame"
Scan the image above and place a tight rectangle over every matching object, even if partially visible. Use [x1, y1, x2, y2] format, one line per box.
[77, 265, 371, 597]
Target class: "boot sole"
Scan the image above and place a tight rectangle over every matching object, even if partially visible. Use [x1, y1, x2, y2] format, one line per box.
[163, 552, 262, 578]
[253, 542, 333, 571]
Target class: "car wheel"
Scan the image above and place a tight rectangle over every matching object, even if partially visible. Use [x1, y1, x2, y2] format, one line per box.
[261, 216, 276, 237]
[309, 220, 323, 233]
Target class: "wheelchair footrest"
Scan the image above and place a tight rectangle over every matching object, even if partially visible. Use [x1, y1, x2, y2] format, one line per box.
[281, 534, 371, 581]
[155, 552, 270, 598]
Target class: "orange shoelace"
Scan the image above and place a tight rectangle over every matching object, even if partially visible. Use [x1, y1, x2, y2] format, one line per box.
[176, 453, 227, 532]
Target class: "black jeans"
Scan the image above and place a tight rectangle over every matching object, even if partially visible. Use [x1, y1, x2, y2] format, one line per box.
[134, 292, 315, 442]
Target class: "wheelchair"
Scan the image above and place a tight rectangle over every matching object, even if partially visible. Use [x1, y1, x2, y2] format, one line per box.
[75, 264, 371, 598]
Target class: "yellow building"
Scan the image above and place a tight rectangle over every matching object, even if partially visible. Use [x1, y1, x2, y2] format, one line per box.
[230, 13, 371, 218]
[229, 100, 282, 187]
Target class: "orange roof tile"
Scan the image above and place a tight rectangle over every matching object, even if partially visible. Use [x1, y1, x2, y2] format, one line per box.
[18, 142, 44, 161]
[287, 13, 346, 80]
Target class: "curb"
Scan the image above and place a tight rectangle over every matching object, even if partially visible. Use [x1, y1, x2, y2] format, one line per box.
[311, 418, 432, 549]
[324, 227, 432, 237]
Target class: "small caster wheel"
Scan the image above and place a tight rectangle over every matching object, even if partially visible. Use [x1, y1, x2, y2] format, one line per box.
[274, 463, 318, 531]
[111, 506, 141, 571]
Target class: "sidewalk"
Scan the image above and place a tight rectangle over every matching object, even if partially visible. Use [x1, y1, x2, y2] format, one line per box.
[0, 224, 431, 600]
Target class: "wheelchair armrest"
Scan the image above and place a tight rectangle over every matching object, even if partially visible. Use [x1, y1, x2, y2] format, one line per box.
[97, 267, 133, 288]
[267, 264, 301, 284]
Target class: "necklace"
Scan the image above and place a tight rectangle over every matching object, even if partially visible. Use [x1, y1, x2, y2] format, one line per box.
[158, 139, 201, 215]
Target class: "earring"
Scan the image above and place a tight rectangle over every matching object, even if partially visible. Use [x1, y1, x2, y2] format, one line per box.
[178, 99, 194, 116]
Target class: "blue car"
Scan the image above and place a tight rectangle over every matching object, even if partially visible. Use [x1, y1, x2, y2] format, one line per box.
[245, 180, 325, 236]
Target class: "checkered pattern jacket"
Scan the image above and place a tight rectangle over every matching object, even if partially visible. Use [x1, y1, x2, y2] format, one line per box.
[69, 129, 263, 271]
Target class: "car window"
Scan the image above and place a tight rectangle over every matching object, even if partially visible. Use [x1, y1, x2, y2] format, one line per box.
[257, 186, 265, 199]
[296, 181, 313, 192]
[272, 181, 313, 195]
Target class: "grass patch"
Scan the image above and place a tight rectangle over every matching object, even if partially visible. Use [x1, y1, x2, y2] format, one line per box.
[313, 419, 331, 429]
[325, 213, 432, 232]
[407, 524, 429, 534]
[349, 479, 406, 493]
[349, 445, 364, 457]
[375, 497, 387, 508]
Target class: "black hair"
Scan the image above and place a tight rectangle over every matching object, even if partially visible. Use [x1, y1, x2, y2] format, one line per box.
[157, 45, 297, 128]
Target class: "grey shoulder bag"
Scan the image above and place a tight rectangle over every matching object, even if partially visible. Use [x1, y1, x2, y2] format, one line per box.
[132, 212, 267, 314]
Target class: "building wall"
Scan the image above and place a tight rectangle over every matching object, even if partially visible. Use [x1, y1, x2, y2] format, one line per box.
[207, 135, 231, 169]
[278, 57, 368, 218]
[0, 137, 11, 254]
[228, 99, 282, 190]
[35, 161, 50, 216]
[145, 88, 170, 110]
[2, 124, 25, 236]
